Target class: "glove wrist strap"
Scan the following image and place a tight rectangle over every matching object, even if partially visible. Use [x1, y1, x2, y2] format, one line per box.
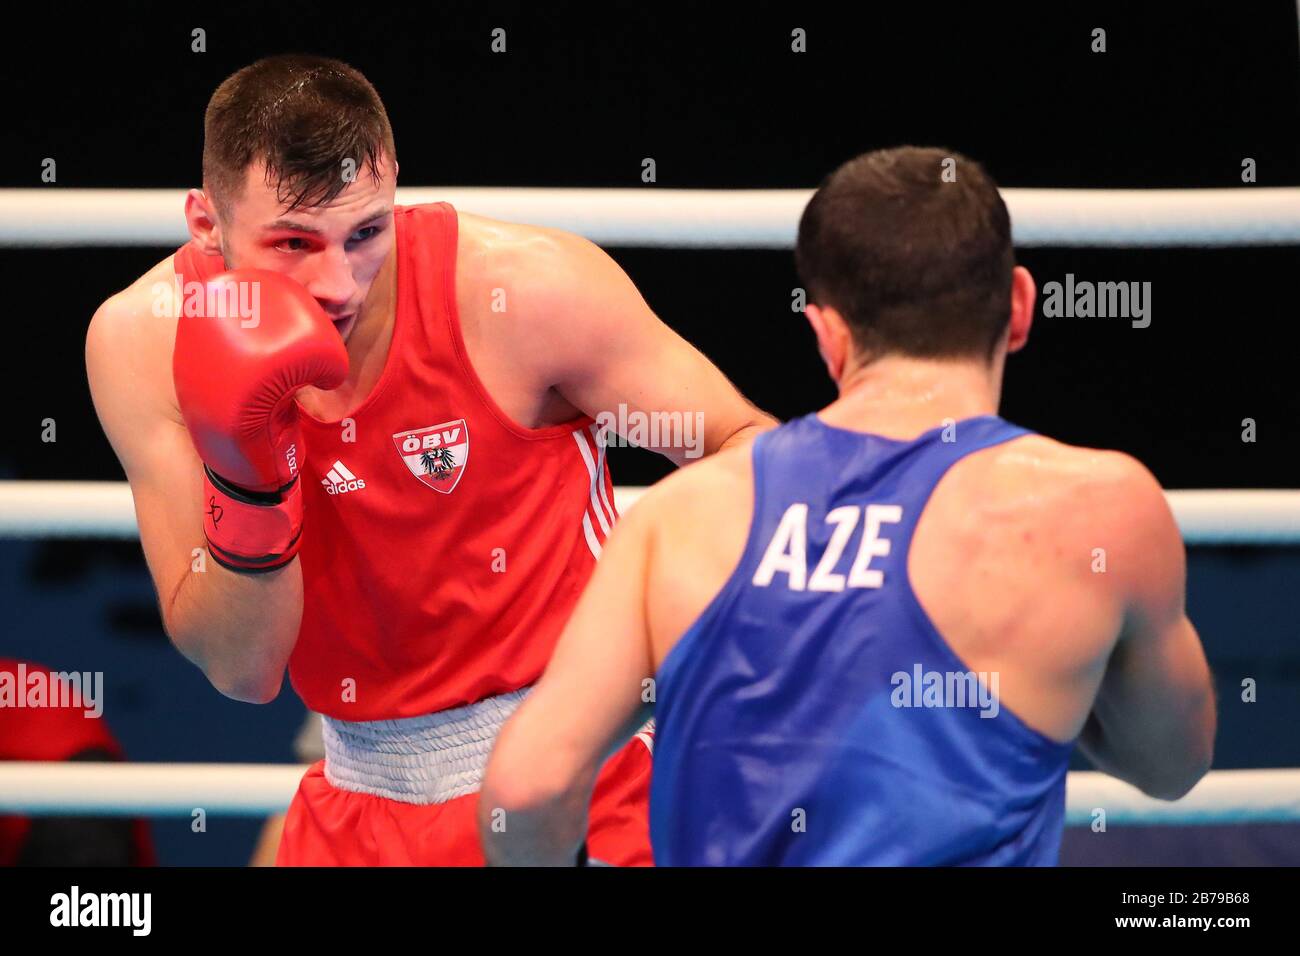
[201, 466, 303, 574]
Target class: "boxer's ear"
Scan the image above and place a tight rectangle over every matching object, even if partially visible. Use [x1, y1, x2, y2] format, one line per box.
[1006, 265, 1036, 354]
[184, 188, 223, 255]
[805, 303, 847, 383]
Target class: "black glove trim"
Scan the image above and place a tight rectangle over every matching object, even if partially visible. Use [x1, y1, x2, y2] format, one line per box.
[205, 464, 297, 505]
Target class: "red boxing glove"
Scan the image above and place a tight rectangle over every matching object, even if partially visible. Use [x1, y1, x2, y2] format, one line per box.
[173, 269, 348, 573]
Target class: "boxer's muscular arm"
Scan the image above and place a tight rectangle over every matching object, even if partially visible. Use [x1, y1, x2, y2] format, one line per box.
[86, 295, 301, 703]
[1077, 459, 1216, 799]
[517, 232, 776, 464]
[481, 494, 657, 865]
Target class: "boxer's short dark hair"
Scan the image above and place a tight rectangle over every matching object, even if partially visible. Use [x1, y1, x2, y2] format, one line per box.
[202, 54, 396, 219]
[795, 147, 1014, 361]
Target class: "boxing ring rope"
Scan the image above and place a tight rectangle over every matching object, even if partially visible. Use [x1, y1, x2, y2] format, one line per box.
[0, 762, 1296, 825]
[2, 187, 1300, 248]
[1, 482, 1298, 544]
[3, 482, 1298, 823]
[3, 186, 1299, 830]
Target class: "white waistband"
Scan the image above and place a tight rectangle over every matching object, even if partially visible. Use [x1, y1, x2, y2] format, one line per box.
[321, 687, 531, 805]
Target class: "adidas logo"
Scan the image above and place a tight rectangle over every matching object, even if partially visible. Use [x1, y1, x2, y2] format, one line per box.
[322, 460, 366, 496]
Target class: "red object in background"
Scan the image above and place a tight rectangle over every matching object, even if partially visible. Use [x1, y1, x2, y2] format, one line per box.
[0, 658, 156, 866]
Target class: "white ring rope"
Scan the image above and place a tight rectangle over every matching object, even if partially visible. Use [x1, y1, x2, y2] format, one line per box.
[2, 187, 1299, 248]
[0, 763, 302, 817]
[0, 762, 1294, 824]
[0, 482, 1297, 545]
[1063, 769, 1300, 827]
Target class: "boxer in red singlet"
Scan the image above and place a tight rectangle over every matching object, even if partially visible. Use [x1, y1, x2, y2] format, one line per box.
[86, 55, 774, 865]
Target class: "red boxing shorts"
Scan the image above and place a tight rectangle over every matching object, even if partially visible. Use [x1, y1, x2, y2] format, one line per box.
[276, 693, 653, 866]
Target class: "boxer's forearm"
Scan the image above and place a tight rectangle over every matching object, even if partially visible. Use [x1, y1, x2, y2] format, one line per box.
[479, 734, 595, 866]
[165, 556, 303, 704]
[480, 788, 589, 866]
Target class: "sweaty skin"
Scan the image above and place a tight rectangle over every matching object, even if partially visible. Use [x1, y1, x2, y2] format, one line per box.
[86, 154, 774, 703]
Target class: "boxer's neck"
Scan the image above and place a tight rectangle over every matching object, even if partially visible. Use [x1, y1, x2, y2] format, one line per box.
[817, 354, 1001, 441]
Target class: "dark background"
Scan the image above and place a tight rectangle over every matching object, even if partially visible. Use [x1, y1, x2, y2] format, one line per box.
[1, 1, 1298, 864]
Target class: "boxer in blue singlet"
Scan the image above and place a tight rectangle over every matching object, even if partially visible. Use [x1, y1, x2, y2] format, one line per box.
[479, 147, 1217, 866]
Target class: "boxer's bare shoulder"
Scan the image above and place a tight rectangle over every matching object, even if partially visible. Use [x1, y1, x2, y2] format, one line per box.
[450, 210, 768, 445]
[628, 444, 756, 659]
[86, 254, 190, 476]
[451, 211, 648, 427]
[916, 431, 1176, 617]
[93, 253, 180, 323]
[636, 441, 755, 525]
[454, 210, 620, 343]
[913, 431, 1179, 735]
[941, 433, 1171, 560]
[455, 210, 593, 282]
[86, 254, 183, 414]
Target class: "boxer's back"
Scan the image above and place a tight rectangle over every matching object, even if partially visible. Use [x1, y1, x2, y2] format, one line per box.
[638, 413, 1165, 865]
